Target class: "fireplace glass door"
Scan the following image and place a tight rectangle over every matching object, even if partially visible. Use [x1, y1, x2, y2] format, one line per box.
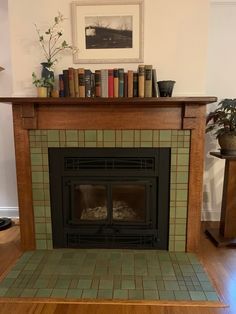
[112, 184, 146, 222]
[73, 184, 108, 222]
[68, 180, 149, 225]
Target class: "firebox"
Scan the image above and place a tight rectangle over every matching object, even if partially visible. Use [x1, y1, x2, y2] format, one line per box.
[49, 148, 170, 249]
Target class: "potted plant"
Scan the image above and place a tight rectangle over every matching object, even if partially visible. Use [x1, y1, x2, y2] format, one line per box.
[34, 12, 78, 76]
[32, 72, 54, 97]
[206, 98, 236, 155]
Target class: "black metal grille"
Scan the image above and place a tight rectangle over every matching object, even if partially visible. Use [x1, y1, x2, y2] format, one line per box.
[67, 233, 157, 248]
[64, 157, 155, 171]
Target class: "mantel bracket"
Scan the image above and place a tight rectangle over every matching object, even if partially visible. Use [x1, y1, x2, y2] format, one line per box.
[182, 104, 202, 130]
[20, 103, 37, 129]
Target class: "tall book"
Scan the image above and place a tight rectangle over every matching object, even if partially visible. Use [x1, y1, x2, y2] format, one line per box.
[113, 69, 119, 98]
[144, 65, 153, 97]
[101, 69, 108, 98]
[68, 67, 75, 97]
[138, 65, 145, 98]
[78, 68, 85, 98]
[85, 69, 92, 97]
[59, 74, 64, 97]
[127, 70, 134, 98]
[124, 72, 128, 98]
[62, 69, 69, 97]
[133, 72, 138, 97]
[118, 68, 124, 97]
[74, 68, 79, 97]
[95, 70, 101, 97]
[152, 69, 158, 97]
[108, 69, 114, 98]
[90, 72, 95, 98]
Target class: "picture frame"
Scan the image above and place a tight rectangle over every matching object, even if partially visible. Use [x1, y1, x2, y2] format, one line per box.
[71, 0, 144, 64]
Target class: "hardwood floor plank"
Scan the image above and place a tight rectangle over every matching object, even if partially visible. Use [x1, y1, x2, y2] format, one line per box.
[0, 303, 228, 314]
[0, 222, 234, 314]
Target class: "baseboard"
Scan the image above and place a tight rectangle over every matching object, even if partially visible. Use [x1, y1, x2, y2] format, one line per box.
[201, 210, 220, 221]
[0, 207, 19, 218]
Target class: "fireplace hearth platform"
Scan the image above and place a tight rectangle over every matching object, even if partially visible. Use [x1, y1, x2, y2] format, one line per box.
[0, 249, 224, 306]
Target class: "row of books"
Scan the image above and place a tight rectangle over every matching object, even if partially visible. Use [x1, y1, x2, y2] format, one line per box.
[59, 65, 158, 98]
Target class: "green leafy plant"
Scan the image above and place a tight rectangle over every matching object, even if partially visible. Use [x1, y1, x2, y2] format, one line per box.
[206, 99, 236, 138]
[34, 12, 77, 65]
[32, 72, 54, 88]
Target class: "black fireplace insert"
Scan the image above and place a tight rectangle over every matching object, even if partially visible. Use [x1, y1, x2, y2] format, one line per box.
[49, 148, 170, 249]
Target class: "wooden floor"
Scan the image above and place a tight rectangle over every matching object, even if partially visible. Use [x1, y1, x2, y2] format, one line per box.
[0, 222, 235, 314]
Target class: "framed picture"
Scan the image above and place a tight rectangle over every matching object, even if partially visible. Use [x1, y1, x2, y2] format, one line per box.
[71, 0, 144, 64]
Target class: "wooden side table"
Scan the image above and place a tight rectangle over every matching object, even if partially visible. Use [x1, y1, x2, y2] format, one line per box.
[205, 152, 236, 246]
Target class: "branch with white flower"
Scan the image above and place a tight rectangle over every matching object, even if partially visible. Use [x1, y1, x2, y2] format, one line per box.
[34, 12, 78, 65]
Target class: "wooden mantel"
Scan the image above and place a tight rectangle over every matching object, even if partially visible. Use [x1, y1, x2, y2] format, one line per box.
[0, 96, 217, 252]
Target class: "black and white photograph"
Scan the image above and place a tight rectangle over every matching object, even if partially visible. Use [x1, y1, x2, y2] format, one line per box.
[85, 16, 133, 49]
[71, 0, 144, 63]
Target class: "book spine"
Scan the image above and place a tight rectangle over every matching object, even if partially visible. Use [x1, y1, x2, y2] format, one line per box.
[108, 69, 114, 98]
[74, 68, 79, 97]
[133, 72, 138, 97]
[78, 68, 85, 98]
[152, 69, 158, 97]
[95, 70, 101, 97]
[59, 74, 64, 97]
[118, 68, 124, 97]
[124, 72, 128, 98]
[145, 65, 153, 97]
[127, 70, 133, 98]
[68, 67, 75, 97]
[90, 72, 95, 98]
[138, 65, 145, 98]
[101, 69, 108, 98]
[62, 70, 69, 97]
[113, 69, 119, 98]
[85, 69, 91, 97]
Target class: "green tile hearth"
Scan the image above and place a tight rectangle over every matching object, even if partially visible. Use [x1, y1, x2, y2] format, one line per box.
[0, 250, 220, 302]
[29, 129, 190, 252]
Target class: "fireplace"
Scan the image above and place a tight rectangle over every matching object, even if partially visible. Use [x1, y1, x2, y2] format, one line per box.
[49, 148, 170, 249]
[0, 96, 217, 252]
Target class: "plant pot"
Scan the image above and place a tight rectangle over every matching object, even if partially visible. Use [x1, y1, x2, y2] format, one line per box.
[41, 62, 54, 80]
[37, 87, 48, 98]
[218, 133, 236, 155]
[157, 80, 175, 97]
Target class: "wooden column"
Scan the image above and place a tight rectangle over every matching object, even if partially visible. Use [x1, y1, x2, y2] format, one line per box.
[12, 105, 35, 250]
[183, 105, 207, 252]
[206, 152, 236, 246]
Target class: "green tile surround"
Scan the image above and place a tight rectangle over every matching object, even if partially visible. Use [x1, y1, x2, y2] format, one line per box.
[0, 250, 220, 302]
[29, 130, 190, 251]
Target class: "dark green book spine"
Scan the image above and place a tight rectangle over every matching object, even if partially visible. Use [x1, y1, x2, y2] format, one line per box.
[118, 68, 124, 97]
[133, 72, 138, 97]
[62, 70, 69, 97]
[84, 69, 91, 97]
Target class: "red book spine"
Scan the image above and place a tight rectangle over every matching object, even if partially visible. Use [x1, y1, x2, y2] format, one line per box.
[108, 69, 114, 98]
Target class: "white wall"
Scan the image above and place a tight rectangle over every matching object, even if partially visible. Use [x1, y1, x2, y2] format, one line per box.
[1, 0, 211, 216]
[7, 0, 209, 96]
[0, 0, 18, 217]
[203, 1, 236, 221]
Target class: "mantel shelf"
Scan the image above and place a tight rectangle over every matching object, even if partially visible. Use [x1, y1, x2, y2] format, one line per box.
[0, 96, 217, 106]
